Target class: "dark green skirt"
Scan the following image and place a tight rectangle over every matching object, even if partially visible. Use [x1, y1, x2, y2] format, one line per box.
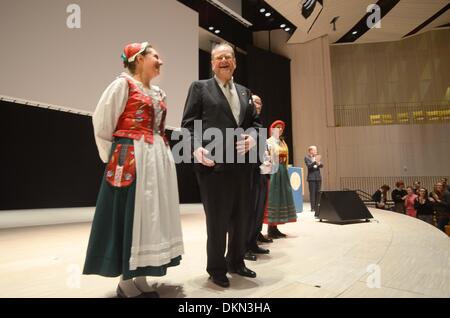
[265, 164, 298, 225]
[83, 138, 181, 280]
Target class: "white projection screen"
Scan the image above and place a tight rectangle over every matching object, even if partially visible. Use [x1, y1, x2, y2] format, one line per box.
[0, 0, 198, 128]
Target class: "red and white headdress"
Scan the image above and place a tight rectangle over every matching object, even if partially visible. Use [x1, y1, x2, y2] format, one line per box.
[121, 42, 149, 63]
[270, 120, 286, 135]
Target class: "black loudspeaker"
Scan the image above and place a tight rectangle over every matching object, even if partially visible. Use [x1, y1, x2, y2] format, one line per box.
[315, 191, 373, 222]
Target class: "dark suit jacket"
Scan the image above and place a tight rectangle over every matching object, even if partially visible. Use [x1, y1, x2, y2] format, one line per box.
[372, 190, 383, 204]
[304, 155, 323, 181]
[433, 190, 450, 215]
[181, 78, 261, 172]
[392, 188, 407, 203]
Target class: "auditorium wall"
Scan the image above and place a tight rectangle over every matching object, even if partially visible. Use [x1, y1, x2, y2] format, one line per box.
[331, 28, 450, 106]
[253, 29, 450, 199]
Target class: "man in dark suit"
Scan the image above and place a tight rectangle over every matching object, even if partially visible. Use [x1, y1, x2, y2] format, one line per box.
[181, 42, 261, 288]
[245, 95, 271, 262]
[304, 145, 323, 212]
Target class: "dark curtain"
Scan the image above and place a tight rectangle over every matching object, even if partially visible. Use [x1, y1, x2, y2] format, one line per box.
[0, 101, 103, 210]
[166, 130, 201, 204]
[199, 49, 211, 80]
[246, 45, 293, 163]
[235, 50, 248, 87]
[0, 101, 200, 210]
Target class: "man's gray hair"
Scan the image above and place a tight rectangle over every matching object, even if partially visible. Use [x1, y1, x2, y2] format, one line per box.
[211, 42, 235, 60]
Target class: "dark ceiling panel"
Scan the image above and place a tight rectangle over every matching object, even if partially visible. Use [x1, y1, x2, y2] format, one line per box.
[437, 22, 450, 28]
[335, 0, 401, 44]
[177, 0, 296, 49]
[242, 0, 297, 35]
[403, 3, 450, 38]
[177, 0, 252, 50]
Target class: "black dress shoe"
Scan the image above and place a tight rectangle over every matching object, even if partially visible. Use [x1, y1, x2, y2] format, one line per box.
[249, 246, 270, 254]
[209, 275, 230, 288]
[228, 266, 257, 278]
[244, 251, 257, 261]
[267, 229, 281, 239]
[274, 228, 287, 238]
[257, 233, 273, 243]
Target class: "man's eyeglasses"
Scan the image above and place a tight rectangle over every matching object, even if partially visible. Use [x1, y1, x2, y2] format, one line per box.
[214, 55, 234, 61]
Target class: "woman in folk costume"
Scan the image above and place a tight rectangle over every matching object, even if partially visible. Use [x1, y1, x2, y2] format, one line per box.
[263, 120, 297, 239]
[83, 42, 184, 298]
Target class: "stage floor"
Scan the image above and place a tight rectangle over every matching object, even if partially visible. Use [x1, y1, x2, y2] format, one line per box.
[0, 204, 449, 298]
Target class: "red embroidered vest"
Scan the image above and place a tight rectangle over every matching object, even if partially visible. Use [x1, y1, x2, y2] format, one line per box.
[113, 75, 168, 144]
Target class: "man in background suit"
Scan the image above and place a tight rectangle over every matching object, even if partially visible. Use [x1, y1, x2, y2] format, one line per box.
[181, 42, 261, 288]
[245, 95, 271, 262]
[305, 145, 323, 212]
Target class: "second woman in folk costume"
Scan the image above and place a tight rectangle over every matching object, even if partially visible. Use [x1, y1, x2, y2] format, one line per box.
[83, 42, 184, 298]
[263, 120, 298, 239]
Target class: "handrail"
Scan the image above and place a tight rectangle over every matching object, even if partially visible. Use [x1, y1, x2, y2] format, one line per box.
[342, 188, 374, 201]
[342, 188, 394, 207]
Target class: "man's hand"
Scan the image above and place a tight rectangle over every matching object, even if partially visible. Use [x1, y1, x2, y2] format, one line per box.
[315, 154, 322, 163]
[193, 147, 215, 167]
[236, 134, 256, 155]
